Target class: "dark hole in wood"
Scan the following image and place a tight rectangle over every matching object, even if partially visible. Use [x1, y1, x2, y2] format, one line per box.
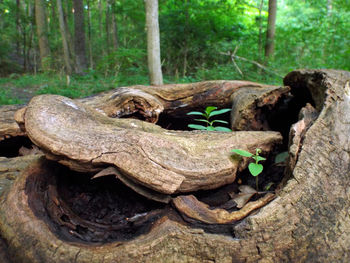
[26, 160, 167, 244]
[26, 159, 269, 243]
[157, 110, 232, 131]
[0, 136, 32, 157]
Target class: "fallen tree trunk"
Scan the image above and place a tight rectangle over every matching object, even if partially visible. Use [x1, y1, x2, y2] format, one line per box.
[0, 70, 349, 262]
[0, 80, 289, 140]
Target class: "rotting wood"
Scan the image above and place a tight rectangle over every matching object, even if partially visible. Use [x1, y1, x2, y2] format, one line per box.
[0, 70, 349, 262]
[23, 94, 282, 197]
[0, 80, 289, 140]
[172, 193, 275, 224]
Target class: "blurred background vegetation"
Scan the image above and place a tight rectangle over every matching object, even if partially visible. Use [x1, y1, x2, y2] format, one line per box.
[0, 0, 349, 105]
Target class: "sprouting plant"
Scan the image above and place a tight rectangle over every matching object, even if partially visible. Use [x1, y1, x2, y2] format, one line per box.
[231, 148, 266, 190]
[187, 106, 232, 132]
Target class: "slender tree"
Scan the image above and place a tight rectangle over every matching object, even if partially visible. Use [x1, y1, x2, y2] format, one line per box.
[73, 0, 88, 74]
[258, 0, 264, 60]
[264, 0, 277, 59]
[57, 0, 73, 74]
[34, 0, 51, 71]
[145, 0, 163, 85]
[110, 0, 119, 50]
[87, 0, 94, 68]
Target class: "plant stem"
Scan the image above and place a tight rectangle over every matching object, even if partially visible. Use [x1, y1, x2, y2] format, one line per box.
[256, 176, 259, 191]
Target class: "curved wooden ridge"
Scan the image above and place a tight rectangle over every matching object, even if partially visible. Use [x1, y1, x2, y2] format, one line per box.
[24, 94, 281, 196]
[0, 80, 289, 140]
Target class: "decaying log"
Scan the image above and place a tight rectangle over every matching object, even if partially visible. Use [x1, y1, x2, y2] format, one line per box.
[81, 81, 289, 125]
[172, 193, 275, 224]
[0, 69, 350, 262]
[230, 85, 290, 130]
[0, 105, 25, 141]
[0, 81, 289, 140]
[24, 94, 282, 197]
[0, 155, 42, 197]
[285, 103, 318, 178]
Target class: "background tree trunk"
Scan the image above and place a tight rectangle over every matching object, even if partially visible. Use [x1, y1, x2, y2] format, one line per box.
[264, 0, 277, 60]
[57, 0, 73, 74]
[34, 0, 51, 71]
[110, 0, 119, 50]
[73, 0, 88, 74]
[145, 0, 163, 85]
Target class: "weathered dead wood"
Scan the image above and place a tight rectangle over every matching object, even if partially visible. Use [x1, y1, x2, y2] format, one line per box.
[0, 70, 350, 262]
[0, 81, 289, 140]
[284, 103, 318, 179]
[0, 155, 42, 197]
[172, 193, 275, 224]
[230, 85, 290, 130]
[24, 94, 281, 197]
[80, 80, 289, 124]
[0, 104, 25, 141]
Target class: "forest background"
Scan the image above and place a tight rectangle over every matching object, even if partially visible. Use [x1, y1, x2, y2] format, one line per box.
[0, 0, 349, 105]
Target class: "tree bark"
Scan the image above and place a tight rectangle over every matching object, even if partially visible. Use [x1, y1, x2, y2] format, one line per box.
[258, 0, 264, 60]
[0, 70, 350, 262]
[57, 0, 73, 74]
[145, 0, 163, 85]
[0, 80, 289, 140]
[87, 0, 94, 68]
[73, 0, 88, 74]
[264, 0, 277, 59]
[34, 0, 51, 71]
[110, 0, 119, 50]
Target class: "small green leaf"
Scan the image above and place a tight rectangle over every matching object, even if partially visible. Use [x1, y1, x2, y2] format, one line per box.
[214, 126, 232, 132]
[231, 149, 253, 157]
[252, 156, 266, 162]
[206, 126, 216, 131]
[209, 108, 231, 118]
[205, 106, 217, 116]
[188, 124, 207, 130]
[211, 120, 229, 124]
[264, 182, 274, 191]
[194, 119, 210, 124]
[275, 151, 289, 164]
[248, 163, 263, 176]
[187, 111, 205, 116]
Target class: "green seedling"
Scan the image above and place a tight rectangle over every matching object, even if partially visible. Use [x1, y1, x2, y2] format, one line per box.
[187, 106, 232, 132]
[231, 148, 266, 190]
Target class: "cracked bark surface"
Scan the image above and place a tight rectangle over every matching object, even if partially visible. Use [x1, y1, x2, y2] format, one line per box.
[0, 104, 25, 141]
[0, 70, 349, 262]
[23, 94, 281, 197]
[0, 80, 288, 139]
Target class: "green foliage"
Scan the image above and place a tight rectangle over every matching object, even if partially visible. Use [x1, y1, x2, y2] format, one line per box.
[0, 89, 23, 105]
[96, 48, 147, 77]
[231, 148, 266, 190]
[274, 151, 289, 164]
[187, 106, 231, 132]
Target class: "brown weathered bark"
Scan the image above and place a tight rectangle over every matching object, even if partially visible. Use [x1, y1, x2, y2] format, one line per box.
[145, 0, 163, 85]
[265, 0, 277, 59]
[23, 95, 281, 197]
[0, 70, 349, 262]
[0, 80, 288, 140]
[0, 105, 25, 141]
[73, 0, 88, 74]
[35, 0, 51, 71]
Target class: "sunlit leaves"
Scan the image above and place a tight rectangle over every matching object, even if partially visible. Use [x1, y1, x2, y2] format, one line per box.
[187, 106, 232, 132]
